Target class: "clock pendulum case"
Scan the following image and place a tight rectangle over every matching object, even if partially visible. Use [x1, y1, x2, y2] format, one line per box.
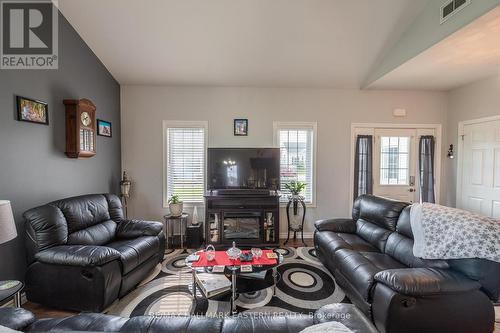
[64, 99, 97, 158]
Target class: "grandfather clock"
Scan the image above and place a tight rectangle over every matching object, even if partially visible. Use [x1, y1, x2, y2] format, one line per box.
[64, 99, 96, 158]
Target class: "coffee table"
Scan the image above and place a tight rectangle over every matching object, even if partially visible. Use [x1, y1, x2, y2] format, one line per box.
[185, 249, 283, 314]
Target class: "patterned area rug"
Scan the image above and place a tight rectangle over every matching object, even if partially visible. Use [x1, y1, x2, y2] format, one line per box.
[106, 246, 349, 317]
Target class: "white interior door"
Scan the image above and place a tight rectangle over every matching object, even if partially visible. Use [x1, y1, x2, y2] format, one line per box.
[373, 129, 417, 203]
[459, 119, 500, 217]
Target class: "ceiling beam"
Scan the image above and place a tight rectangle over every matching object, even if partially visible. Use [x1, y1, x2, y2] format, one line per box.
[363, 0, 500, 89]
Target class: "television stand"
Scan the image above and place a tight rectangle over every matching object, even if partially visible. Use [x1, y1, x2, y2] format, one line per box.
[204, 191, 280, 247]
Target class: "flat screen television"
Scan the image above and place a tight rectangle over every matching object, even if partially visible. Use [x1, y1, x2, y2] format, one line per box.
[207, 148, 280, 190]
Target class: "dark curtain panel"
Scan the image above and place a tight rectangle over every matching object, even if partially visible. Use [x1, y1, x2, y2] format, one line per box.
[419, 135, 435, 203]
[354, 135, 373, 200]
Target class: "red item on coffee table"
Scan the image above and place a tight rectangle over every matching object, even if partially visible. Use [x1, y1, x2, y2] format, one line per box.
[191, 250, 277, 267]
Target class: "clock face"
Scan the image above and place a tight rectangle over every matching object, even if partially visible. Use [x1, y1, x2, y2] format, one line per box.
[81, 111, 91, 127]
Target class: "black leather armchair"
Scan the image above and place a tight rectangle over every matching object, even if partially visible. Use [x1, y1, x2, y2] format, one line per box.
[315, 218, 357, 233]
[23, 194, 165, 312]
[314, 195, 500, 333]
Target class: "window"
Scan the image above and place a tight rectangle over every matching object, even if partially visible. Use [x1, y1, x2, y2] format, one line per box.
[164, 121, 207, 205]
[274, 122, 317, 205]
[379, 136, 409, 185]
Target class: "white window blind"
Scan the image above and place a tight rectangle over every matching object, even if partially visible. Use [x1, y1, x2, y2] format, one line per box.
[166, 125, 206, 203]
[275, 123, 316, 204]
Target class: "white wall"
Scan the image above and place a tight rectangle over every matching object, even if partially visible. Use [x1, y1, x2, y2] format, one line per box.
[445, 75, 500, 207]
[121, 86, 447, 236]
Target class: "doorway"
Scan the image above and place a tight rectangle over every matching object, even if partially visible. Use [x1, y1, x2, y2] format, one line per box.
[351, 123, 442, 205]
[373, 128, 417, 203]
[457, 116, 500, 217]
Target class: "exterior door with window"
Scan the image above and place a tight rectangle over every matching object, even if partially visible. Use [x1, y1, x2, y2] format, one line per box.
[373, 129, 417, 203]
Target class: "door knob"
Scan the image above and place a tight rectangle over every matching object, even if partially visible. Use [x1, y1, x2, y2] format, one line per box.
[408, 188, 415, 192]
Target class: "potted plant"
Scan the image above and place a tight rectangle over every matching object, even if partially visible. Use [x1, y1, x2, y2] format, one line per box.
[285, 180, 306, 218]
[168, 194, 183, 217]
[285, 181, 306, 198]
[284, 181, 307, 246]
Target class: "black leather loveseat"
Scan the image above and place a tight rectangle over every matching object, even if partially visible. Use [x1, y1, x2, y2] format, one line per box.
[314, 195, 500, 333]
[1, 304, 378, 333]
[23, 194, 165, 312]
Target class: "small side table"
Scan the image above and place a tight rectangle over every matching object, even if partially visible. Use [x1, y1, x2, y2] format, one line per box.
[164, 213, 189, 249]
[0, 280, 23, 307]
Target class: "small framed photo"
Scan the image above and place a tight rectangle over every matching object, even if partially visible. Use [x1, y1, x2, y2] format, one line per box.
[97, 119, 112, 137]
[16, 96, 49, 125]
[234, 119, 248, 136]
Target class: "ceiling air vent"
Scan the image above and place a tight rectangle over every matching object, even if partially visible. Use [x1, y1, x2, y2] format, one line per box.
[440, 0, 471, 24]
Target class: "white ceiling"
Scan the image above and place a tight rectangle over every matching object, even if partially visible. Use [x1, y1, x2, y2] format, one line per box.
[369, 5, 500, 91]
[56, 0, 427, 88]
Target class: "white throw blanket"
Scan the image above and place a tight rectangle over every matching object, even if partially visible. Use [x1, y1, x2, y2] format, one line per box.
[410, 203, 500, 263]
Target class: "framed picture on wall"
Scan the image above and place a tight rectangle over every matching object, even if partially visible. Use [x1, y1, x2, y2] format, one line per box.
[234, 119, 248, 136]
[97, 119, 112, 137]
[16, 96, 49, 125]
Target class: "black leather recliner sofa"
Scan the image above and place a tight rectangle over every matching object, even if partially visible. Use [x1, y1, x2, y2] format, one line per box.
[314, 195, 500, 333]
[23, 194, 165, 312]
[0, 304, 379, 333]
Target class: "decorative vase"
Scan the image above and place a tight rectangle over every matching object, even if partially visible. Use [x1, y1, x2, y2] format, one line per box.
[291, 194, 301, 215]
[205, 244, 216, 261]
[169, 202, 183, 217]
[192, 206, 199, 225]
[226, 241, 241, 260]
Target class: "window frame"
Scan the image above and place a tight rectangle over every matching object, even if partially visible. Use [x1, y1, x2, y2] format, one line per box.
[273, 121, 317, 207]
[162, 120, 208, 208]
[379, 136, 410, 186]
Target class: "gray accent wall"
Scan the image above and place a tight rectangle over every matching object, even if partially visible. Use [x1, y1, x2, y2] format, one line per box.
[0, 12, 121, 281]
